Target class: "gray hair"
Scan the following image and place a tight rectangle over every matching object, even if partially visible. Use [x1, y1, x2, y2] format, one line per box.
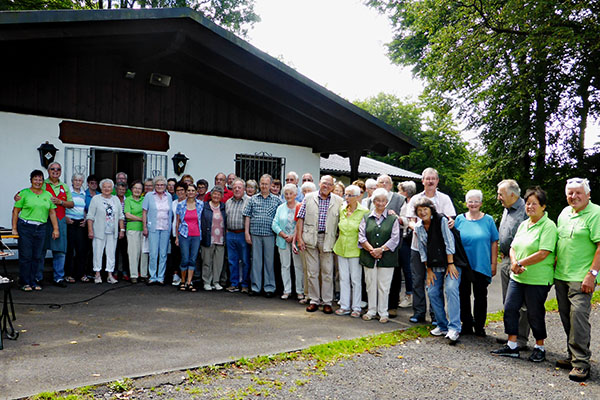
[116, 171, 128, 179]
[465, 189, 483, 202]
[47, 161, 62, 170]
[371, 187, 389, 202]
[260, 174, 273, 184]
[283, 183, 298, 195]
[211, 185, 225, 195]
[301, 181, 317, 193]
[365, 178, 378, 189]
[398, 181, 417, 198]
[153, 175, 167, 186]
[232, 178, 246, 187]
[286, 171, 299, 181]
[422, 167, 439, 179]
[345, 184, 361, 196]
[566, 177, 591, 195]
[498, 179, 521, 196]
[413, 196, 436, 215]
[99, 178, 114, 190]
[116, 182, 128, 189]
[246, 179, 257, 189]
[71, 173, 85, 182]
[377, 174, 392, 186]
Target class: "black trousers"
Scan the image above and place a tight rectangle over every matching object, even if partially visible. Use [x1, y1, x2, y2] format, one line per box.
[65, 220, 87, 280]
[459, 269, 490, 332]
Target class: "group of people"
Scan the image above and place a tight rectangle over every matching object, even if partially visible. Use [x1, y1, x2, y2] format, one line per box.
[11, 163, 599, 382]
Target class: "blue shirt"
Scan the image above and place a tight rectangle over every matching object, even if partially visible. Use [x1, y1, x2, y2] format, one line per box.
[66, 188, 86, 220]
[455, 213, 499, 280]
[84, 188, 97, 213]
[243, 193, 282, 236]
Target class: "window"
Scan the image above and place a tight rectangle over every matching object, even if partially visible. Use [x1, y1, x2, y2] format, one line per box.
[235, 152, 285, 182]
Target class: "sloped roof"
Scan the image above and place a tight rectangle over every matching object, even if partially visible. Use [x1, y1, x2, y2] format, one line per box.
[321, 154, 421, 180]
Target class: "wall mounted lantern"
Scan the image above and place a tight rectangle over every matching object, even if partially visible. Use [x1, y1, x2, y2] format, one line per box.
[37, 141, 59, 169]
[172, 152, 189, 176]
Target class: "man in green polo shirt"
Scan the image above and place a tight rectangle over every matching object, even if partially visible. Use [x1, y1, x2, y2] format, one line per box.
[555, 178, 600, 382]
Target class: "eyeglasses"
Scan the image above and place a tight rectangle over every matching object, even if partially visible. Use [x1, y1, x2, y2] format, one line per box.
[302, 179, 313, 182]
[344, 194, 359, 198]
[285, 178, 295, 182]
[49, 168, 61, 171]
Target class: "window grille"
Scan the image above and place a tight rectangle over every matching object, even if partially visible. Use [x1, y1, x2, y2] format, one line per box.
[64, 147, 90, 181]
[235, 152, 285, 182]
[145, 153, 168, 179]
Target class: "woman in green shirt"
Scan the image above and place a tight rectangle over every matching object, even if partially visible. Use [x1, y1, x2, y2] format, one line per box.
[11, 170, 59, 291]
[491, 187, 557, 362]
[125, 181, 144, 284]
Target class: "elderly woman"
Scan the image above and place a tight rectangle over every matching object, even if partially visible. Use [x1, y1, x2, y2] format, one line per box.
[64, 173, 87, 283]
[196, 179, 209, 200]
[492, 187, 557, 362]
[397, 181, 417, 308]
[142, 176, 172, 285]
[246, 179, 258, 197]
[176, 183, 203, 291]
[12, 170, 59, 291]
[333, 181, 345, 198]
[334, 185, 369, 317]
[361, 178, 378, 207]
[272, 183, 303, 299]
[201, 186, 227, 291]
[414, 197, 461, 343]
[87, 179, 125, 284]
[125, 181, 145, 284]
[168, 181, 187, 287]
[358, 188, 401, 323]
[455, 189, 499, 336]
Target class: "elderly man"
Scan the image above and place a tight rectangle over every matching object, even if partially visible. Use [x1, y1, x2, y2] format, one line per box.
[301, 173, 314, 184]
[370, 174, 406, 318]
[113, 172, 132, 197]
[555, 178, 600, 382]
[204, 172, 233, 202]
[406, 168, 456, 323]
[243, 174, 282, 296]
[296, 175, 344, 314]
[225, 178, 251, 293]
[497, 179, 529, 348]
[226, 173, 237, 190]
[285, 171, 304, 202]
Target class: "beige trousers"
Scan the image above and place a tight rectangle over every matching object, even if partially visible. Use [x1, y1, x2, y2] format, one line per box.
[304, 233, 334, 305]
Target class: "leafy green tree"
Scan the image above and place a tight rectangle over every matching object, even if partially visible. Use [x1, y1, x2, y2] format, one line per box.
[2, 0, 260, 36]
[354, 93, 471, 210]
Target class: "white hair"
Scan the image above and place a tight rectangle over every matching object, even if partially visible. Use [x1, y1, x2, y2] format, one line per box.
[71, 173, 85, 182]
[116, 171, 128, 179]
[99, 178, 114, 190]
[283, 183, 298, 194]
[377, 174, 392, 186]
[365, 178, 378, 189]
[345, 185, 361, 196]
[465, 189, 483, 202]
[566, 178, 591, 195]
[153, 175, 167, 186]
[498, 179, 521, 196]
[301, 181, 317, 193]
[422, 167, 439, 179]
[372, 187, 389, 202]
[398, 181, 417, 197]
[286, 171, 299, 181]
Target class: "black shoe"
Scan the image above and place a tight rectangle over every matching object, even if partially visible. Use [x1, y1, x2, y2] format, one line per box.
[569, 367, 590, 382]
[388, 309, 397, 318]
[53, 280, 67, 288]
[248, 290, 259, 297]
[491, 345, 520, 358]
[555, 359, 572, 370]
[528, 348, 546, 363]
[264, 291, 275, 298]
[474, 328, 487, 337]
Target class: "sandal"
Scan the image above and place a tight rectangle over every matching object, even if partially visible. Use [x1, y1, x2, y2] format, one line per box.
[80, 275, 90, 283]
[33, 285, 42, 291]
[65, 276, 76, 283]
[21, 285, 32, 292]
[179, 283, 187, 291]
[187, 283, 197, 292]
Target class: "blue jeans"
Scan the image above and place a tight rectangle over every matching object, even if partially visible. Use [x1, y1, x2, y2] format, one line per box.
[148, 229, 170, 283]
[427, 268, 462, 332]
[251, 235, 275, 293]
[17, 220, 47, 287]
[226, 231, 250, 288]
[178, 234, 200, 271]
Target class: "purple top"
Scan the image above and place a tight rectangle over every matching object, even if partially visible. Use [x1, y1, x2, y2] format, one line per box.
[358, 209, 401, 252]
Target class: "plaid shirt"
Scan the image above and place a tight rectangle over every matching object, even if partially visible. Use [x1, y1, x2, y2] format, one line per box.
[297, 193, 331, 232]
[225, 195, 249, 230]
[243, 193, 282, 236]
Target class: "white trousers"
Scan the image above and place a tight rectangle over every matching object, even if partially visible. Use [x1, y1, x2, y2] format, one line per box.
[126, 230, 143, 278]
[364, 265, 394, 318]
[278, 246, 304, 294]
[93, 233, 117, 273]
[338, 256, 362, 312]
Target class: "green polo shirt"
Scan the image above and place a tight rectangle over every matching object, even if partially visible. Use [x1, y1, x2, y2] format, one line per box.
[14, 188, 57, 223]
[124, 196, 144, 231]
[333, 203, 369, 258]
[556, 201, 600, 282]
[44, 178, 73, 201]
[510, 212, 557, 285]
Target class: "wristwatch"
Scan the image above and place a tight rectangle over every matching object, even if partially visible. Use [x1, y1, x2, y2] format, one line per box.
[589, 270, 598, 277]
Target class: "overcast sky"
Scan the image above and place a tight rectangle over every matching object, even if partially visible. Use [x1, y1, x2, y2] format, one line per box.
[247, 0, 599, 148]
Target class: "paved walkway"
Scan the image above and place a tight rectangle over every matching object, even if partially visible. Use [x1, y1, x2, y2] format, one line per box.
[0, 263, 510, 399]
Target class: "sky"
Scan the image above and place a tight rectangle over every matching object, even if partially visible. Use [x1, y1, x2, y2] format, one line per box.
[247, 0, 599, 149]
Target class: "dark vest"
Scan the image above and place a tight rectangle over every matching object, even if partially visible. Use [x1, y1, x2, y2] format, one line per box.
[426, 212, 448, 268]
[359, 213, 399, 268]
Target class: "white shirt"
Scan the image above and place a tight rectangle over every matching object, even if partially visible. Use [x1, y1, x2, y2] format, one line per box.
[406, 190, 456, 251]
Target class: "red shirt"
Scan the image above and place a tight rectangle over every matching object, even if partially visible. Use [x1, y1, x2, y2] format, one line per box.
[204, 187, 234, 203]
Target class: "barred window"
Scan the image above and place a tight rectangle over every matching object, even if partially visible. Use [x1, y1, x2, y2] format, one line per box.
[235, 152, 285, 182]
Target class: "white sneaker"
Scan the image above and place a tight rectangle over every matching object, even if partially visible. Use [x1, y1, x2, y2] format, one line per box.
[399, 294, 413, 308]
[203, 284, 213, 291]
[213, 283, 223, 291]
[107, 275, 118, 284]
[172, 274, 181, 286]
[430, 327, 448, 336]
[446, 329, 460, 342]
[94, 275, 102, 284]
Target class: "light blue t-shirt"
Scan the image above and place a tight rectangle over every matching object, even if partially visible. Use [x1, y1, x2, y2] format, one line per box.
[66, 188, 86, 220]
[455, 213, 499, 281]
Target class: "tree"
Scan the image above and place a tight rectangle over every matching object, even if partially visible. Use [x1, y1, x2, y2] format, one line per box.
[368, 0, 600, 203]
[1, 0, 260, 37]
[354, 93, 471, 210]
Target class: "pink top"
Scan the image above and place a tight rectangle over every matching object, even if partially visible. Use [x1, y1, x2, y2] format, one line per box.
[210, 203, 224, 245]
[154, 193, 171, 231]
[184, 208, 200, 237]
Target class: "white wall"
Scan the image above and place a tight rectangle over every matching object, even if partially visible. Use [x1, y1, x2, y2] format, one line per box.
[0, 111, 320, 228]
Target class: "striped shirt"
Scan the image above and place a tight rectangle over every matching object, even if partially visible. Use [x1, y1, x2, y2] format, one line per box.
[225, 195, 249, 230]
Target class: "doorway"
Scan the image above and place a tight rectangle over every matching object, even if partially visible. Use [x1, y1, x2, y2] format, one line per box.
[92, 149, 145, 184]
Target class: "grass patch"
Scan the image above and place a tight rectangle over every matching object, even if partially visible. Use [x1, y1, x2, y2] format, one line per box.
[108, 378, 133, 393]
